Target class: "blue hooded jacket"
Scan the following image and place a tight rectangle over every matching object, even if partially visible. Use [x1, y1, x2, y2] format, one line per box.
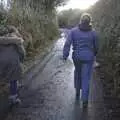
[63, 24, 98, 61]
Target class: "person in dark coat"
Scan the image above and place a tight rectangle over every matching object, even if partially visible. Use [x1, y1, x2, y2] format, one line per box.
[0, 26, 25, 104]
[63, 13, 99, 107]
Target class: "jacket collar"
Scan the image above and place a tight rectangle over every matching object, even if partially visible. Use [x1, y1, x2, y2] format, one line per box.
[79, 23, 92, 31]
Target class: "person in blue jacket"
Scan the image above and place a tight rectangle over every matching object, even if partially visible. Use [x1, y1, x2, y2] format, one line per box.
[63, 13, 99, 107]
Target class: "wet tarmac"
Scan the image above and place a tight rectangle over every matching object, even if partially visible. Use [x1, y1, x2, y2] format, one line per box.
[6, 37, 105, 120]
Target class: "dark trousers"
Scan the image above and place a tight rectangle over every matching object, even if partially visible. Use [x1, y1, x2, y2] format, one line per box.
[10, 80, 17, 95]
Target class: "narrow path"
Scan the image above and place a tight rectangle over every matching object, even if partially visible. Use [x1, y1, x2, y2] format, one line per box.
[6, 37, 105, 120]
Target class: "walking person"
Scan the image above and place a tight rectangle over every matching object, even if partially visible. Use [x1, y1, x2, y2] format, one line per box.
[0, 26, 26, 105]
[63, 13, 99, 107]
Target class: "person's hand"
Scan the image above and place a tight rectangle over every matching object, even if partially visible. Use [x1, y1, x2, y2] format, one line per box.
[93, 61, 100, 68]
[63, 58, 67, 63]
[63, 57, 68, 63]
[60, 56, 67, 63]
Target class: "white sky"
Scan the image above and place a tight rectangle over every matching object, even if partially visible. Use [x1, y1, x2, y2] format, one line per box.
[58, 0, 99, 11]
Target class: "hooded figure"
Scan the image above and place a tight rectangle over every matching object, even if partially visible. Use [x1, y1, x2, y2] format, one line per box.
[0, 25, 26, 104]
[63, 13, 99, 107]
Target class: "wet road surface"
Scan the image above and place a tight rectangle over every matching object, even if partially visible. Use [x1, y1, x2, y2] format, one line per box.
[6, 37, 105, 120]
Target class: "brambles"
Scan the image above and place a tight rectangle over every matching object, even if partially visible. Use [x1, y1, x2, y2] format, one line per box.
[90, 0, 120, 118]
[0, 0, 67, 57]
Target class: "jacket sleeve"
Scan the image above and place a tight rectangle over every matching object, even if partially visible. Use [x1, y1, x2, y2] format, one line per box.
[93, 31, 99, 56]
[16, 44, 26, 63]
[63, 31, 72, 59]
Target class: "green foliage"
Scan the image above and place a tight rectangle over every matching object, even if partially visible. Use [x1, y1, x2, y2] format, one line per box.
[3, 0, 66, 56]
[57, 9, 82, 28]
[0, 13, 7, 25]
[90, 0, 120, 98]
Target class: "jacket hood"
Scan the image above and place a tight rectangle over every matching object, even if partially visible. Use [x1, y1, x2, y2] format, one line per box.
[0, 36, 24, 45]
[79, 23, 92, 31]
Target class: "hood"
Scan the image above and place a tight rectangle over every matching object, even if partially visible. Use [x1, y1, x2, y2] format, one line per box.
[0, 36, 24, 45]
[79, 23, 92, 31]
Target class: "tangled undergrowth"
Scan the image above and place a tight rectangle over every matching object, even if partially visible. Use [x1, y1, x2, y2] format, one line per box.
[90, 0, 120, 118]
